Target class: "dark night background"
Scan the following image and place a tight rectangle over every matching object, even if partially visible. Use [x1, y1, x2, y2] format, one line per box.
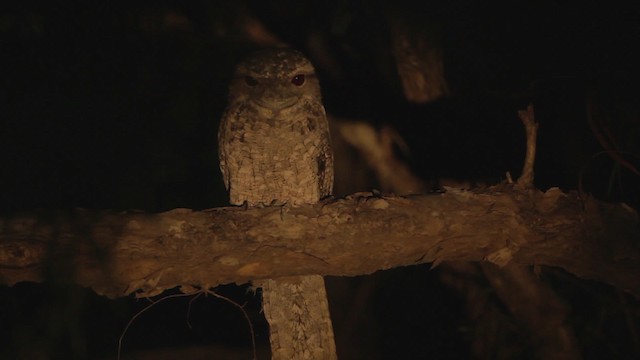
[1, 1, 639, 359]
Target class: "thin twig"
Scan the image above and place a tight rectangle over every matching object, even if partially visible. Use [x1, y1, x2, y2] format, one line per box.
[186, 291, 203, 330]
[117, 292, 195, 360]
[205, 288, 258, 360]
[117, 288, 258, 360]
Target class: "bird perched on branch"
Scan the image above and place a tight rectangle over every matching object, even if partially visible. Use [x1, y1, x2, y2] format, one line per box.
[218, 48, 337, 359]
[218, 48, 333, 207]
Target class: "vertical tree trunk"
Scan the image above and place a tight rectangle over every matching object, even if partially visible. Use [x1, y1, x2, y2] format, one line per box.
[261, 276, 337, 359]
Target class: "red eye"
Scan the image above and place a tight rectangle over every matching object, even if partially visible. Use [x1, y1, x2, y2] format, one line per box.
[245, 76, 258, 86]
[291, 74, 305, 86]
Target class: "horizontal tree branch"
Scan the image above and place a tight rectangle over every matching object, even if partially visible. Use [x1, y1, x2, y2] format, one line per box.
[1, 186, 638, 298]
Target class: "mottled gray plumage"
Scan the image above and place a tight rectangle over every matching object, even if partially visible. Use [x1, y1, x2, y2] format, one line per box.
[218, 48, 337, 359]
[218, 48, 333, 206]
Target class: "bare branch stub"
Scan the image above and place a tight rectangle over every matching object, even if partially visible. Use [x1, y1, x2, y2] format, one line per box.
[517, 104, 539, 188]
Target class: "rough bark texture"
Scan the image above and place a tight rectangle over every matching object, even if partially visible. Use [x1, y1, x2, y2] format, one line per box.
[259, 275, 337, 359]
[0, 187, 638, 299]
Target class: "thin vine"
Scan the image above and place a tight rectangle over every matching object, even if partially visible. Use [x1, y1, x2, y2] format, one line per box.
[117, 288, 257, 360]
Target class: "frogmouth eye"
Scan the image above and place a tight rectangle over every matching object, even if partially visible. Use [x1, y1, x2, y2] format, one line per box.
[291, 74, 305, 86]
[245, 76, 258, 86]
